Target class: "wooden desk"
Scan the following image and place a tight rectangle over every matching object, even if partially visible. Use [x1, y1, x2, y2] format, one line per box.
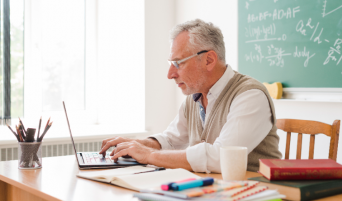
[0, 155, 341, 201]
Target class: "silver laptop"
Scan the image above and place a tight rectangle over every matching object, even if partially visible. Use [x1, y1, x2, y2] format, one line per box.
[63, 101, 143, 169]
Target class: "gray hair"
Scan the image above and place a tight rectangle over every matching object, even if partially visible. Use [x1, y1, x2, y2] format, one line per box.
[170, 19, 225, 63]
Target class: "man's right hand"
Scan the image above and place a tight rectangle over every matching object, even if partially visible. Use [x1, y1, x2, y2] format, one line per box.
[99, 137, 134, 157]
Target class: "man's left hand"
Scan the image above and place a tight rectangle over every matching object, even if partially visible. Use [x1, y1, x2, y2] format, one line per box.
[110, 141, 155, 164]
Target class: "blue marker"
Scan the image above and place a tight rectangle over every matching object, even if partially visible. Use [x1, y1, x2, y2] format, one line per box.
[171, 177, 214, 191]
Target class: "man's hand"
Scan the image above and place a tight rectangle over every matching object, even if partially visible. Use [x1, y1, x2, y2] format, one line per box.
[99, 137, 134, 157]
[111, 141, 155, 164]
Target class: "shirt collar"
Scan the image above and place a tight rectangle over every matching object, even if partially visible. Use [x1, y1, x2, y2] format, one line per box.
[192, 93, 202, 102]
[192, 64, 235, 102]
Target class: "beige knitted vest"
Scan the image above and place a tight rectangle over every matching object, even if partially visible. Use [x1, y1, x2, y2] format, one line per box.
[184, 72, 282, 172]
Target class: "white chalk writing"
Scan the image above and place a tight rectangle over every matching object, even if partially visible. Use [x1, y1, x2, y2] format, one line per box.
[293, 46, 316, 67]
[241, 0, 342, 72]
[247, 6, 300, 23]
[295, 19, 326, 45]
[266, 44, 292, 67]
[322, 0, 342, 18]
[324, 38, 342, 65]
[246, 2, 250, 9]
[245, 44, 265, 63]
[245, 23, 276, 39]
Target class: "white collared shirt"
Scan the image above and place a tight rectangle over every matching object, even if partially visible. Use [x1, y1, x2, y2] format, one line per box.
[150, 65, 272, 173]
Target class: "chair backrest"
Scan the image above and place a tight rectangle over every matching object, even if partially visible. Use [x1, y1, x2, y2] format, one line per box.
[276, 119, 340, 161]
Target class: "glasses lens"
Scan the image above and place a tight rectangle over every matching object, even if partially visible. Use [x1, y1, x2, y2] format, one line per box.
[168, 61, 179, 69]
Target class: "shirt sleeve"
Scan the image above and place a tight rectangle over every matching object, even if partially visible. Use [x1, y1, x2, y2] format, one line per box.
[148, 101, 189, 150]
[186, 89, 273, 173]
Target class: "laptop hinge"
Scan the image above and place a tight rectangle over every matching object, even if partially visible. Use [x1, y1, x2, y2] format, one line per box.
[78, 153, 85, 164]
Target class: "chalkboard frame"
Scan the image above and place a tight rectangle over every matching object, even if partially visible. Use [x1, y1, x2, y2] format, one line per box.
[280, 88, 342, 101]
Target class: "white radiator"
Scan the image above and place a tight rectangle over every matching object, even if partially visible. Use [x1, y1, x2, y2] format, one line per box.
[0, 141, 115, 161]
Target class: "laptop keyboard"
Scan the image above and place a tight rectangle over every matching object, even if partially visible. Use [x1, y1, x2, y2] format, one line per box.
[82, 152, 114, 164]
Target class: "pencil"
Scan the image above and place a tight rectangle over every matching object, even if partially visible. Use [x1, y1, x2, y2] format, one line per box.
[6, 123, 20, 142]
[18, 117, 27, 136]
[37, 116, 42, 141]
[40, 117, 50, 140]
[16, 125, 23, 142]
[43, 117, 51, 133]
[39, 121, 53, 142]
[19, 123, 26, 140]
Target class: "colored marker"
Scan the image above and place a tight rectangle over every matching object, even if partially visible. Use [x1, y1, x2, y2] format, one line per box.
[171, 177, 214, 191]
[161, 178, 197, 191]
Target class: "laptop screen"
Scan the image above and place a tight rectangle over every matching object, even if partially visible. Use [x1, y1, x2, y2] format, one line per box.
[63, 101, 81, 165]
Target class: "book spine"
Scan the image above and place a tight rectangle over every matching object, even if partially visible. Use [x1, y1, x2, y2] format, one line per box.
[301, 182, 342, 201]
[270, 168, 342, 180]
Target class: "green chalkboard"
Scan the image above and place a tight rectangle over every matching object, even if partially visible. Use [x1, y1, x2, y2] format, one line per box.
[238, 0, 342, 88]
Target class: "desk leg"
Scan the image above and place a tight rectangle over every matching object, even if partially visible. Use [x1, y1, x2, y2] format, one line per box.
[0, 180, 46, 201]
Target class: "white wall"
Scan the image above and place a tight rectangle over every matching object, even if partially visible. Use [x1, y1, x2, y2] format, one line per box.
[146, 0, 342, 163]
[145, 0, 178, 135]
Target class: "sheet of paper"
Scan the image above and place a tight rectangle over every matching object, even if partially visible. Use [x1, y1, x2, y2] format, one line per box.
[115, 168, 201, 191]
[239, 190, 285, 201]
[77, 166, 155, 182]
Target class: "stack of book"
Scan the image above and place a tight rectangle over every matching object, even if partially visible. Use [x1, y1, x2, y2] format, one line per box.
[248, 159, 342, 201]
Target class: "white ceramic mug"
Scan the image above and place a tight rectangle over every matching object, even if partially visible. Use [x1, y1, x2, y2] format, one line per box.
[220, 146, 247, 181]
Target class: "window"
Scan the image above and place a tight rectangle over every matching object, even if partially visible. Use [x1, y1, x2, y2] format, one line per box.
[2, 0, 145, 137]
[0, 0, 24, 124]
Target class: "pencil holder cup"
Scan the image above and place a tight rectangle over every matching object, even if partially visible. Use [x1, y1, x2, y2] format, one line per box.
[18, 142, 42, 169]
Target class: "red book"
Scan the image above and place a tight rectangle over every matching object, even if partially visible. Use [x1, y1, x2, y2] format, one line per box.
[259, 159, 342, 180]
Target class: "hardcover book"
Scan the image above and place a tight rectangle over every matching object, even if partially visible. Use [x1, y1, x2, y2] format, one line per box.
[259, 159, 342, 180]
[249, 176, 342, 201]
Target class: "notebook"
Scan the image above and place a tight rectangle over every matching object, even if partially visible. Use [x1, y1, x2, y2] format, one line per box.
[63, 101, 144, 169]
[77, 166, 201, 191]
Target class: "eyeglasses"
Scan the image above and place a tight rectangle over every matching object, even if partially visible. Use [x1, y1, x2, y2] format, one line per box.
[168, 50, 208, 69]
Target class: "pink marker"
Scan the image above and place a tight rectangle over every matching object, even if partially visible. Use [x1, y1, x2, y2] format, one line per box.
[161, 178, 197, 191]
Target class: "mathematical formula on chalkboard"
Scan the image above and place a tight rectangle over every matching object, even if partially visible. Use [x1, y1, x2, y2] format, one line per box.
[238, 0, 342, 88]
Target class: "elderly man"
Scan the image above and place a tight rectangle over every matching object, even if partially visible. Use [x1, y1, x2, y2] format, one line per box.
[99, 19, 282, 173]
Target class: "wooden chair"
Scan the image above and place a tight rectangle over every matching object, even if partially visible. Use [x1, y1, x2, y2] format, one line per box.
[276, 119, 340, 161]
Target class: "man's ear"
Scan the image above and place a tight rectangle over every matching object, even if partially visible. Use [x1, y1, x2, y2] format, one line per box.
[205, 51, 218, 71]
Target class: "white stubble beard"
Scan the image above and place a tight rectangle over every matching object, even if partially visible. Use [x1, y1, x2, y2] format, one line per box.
[180, 67, 207, 95]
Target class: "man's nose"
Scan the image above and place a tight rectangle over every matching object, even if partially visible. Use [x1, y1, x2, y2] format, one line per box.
[167, 64, 178, 79]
